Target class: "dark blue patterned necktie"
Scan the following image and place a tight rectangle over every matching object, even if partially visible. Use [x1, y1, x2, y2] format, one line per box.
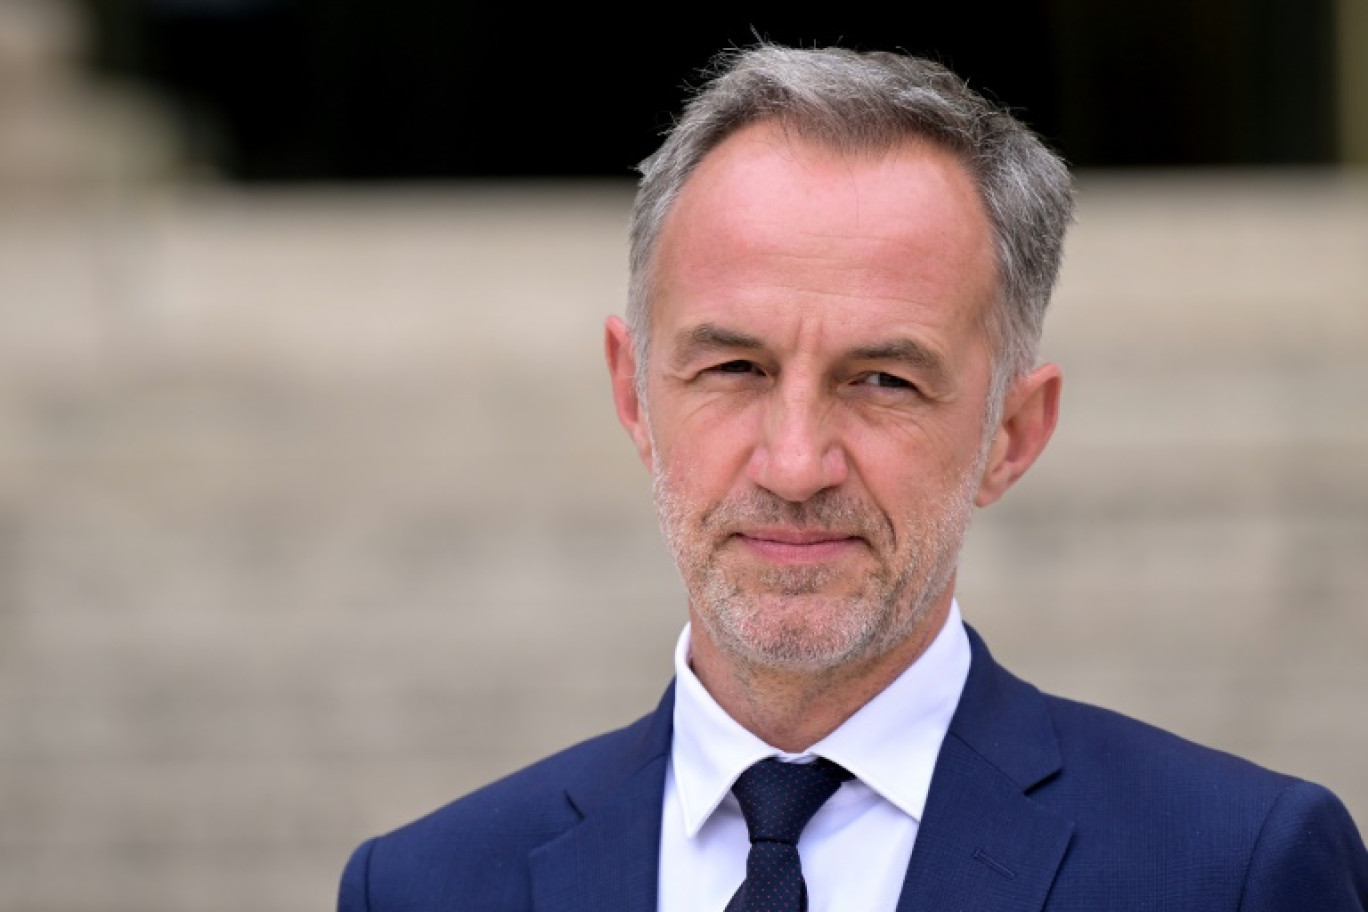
[725, 758, 852, 912]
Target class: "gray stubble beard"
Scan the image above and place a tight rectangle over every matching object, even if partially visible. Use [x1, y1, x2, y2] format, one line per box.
[651, 451, 979, 677]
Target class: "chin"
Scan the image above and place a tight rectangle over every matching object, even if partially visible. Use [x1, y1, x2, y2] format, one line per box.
[698, 586, 912, 676]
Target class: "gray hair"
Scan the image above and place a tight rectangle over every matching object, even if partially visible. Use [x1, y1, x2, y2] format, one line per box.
[627, 44, 1073, 410]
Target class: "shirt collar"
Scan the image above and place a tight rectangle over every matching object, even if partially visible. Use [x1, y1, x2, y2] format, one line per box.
[670, 600, 971, 836]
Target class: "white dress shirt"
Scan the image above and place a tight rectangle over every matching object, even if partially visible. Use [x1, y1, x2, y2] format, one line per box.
[658, 601, 972, 912]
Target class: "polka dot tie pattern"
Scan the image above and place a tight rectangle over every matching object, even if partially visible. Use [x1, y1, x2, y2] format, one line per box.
[724, 758, 852, 912]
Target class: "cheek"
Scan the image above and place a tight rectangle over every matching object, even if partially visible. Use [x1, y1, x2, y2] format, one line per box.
[653, 401, 759, 488]
[843, 422, 980, 518]
[658, 443, 746, 516]
[843, 417, 956, 481]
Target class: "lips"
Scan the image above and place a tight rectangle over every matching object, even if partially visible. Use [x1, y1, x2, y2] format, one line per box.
[741, 527, 859, 545]
[731, 527, 864, 564]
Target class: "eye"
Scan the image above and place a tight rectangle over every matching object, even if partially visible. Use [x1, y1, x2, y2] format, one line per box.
[693, 358, 768, 390]
[708, 360, 761, 375]
[856, 371, 915, 390]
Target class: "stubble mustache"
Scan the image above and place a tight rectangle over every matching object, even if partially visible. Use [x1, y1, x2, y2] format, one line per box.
[698, 487, 895, 551]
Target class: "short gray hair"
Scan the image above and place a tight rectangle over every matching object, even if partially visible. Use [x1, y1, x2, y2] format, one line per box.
[627, 44, 1073, 407]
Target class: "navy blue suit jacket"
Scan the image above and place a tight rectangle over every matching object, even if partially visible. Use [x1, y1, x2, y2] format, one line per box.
[339, 627, 1368, 910]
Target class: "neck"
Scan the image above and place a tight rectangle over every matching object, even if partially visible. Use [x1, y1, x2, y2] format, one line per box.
[688, 598, 953, 753]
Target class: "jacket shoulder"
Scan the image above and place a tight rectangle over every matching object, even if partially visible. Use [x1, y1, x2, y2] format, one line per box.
[1035, 692, 1368, 908]
[1037, 689, 1310, 829]
[1043, 691, 1298, 793]
[339, 705, 669, 912]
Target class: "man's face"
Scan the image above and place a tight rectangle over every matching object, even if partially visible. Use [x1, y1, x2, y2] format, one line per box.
[613, 122, 1018, 677]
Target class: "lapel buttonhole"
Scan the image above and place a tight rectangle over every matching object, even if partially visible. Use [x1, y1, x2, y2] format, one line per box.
[972, 847, 1018, 880]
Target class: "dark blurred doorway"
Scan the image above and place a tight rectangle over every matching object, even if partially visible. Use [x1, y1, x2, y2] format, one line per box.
[81, 0, 1338, 180]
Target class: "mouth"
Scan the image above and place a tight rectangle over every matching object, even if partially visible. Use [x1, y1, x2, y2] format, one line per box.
[731, 528, 865, 564]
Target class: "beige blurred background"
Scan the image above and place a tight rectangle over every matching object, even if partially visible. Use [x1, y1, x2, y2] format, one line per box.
[1, 2, 1366, 910]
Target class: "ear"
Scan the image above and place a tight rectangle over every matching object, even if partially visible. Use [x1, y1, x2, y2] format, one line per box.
[975, 363, 1062, 508]
[604, 315, 655, 472]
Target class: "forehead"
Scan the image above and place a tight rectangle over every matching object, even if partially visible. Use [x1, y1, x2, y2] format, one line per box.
[649, 122, 999, 352]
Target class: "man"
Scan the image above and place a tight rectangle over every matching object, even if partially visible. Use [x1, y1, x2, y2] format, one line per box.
[339, 45, 1368, 911]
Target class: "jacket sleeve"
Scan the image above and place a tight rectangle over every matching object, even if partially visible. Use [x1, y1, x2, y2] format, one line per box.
[338, 837, 376, 912]
[1238, 780, 1368, 911]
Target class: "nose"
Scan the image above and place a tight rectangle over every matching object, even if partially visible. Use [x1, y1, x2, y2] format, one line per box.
[746, 379, 848, 503]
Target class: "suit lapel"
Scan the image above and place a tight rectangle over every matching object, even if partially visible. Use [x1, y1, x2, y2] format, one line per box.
[525, 630, 1074, 912]
[529, 685, 674, 912]
[896, 627, 1074, 912]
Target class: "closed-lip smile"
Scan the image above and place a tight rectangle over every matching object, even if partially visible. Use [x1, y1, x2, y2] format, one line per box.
[733, 527, 863, 563]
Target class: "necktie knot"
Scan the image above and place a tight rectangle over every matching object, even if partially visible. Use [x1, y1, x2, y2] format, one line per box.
[731, 757, 850, 845]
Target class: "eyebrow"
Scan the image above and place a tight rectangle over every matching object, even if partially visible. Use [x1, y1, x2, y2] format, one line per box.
[846, 339, 952, 388]
[669, 322, 953, 389]
[670, 323, 766, 366]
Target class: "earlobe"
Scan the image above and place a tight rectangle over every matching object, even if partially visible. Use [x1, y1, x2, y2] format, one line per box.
[604, 316, 655, 471]
[975, 363, 1062, 508]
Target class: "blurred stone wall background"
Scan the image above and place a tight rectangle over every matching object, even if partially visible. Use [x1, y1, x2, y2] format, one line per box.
[1, 2, 1365, 910]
